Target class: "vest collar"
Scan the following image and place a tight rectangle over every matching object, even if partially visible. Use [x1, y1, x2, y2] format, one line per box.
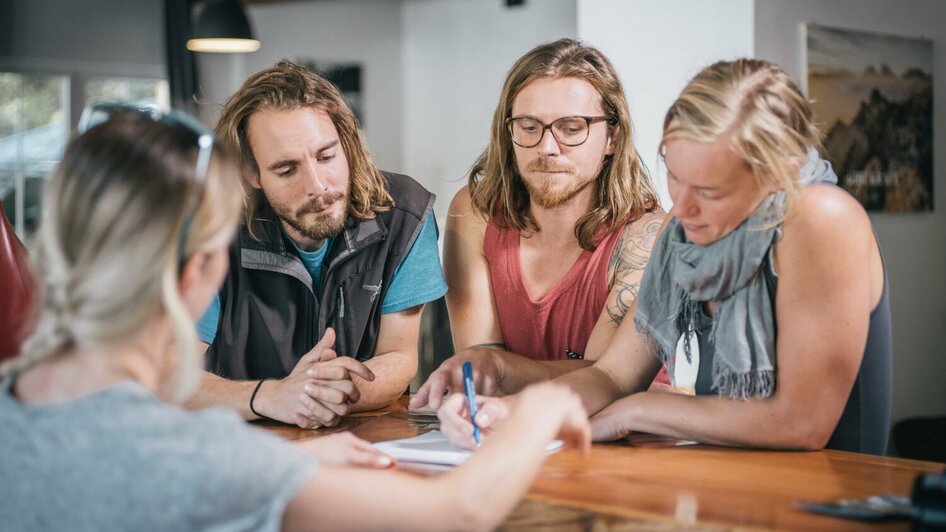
[331, 215, 388, 268]
[239, 200, 388, 288]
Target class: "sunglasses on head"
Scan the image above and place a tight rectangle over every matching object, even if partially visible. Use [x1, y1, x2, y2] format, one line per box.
[78, 101, 215, 271]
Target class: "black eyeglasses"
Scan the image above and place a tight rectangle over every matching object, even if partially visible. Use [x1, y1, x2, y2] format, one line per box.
[78, 101, 215, 269]
[506, 115, 613, 148]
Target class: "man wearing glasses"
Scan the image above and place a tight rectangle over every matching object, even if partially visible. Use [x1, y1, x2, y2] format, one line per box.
[412, 39, 670, 410]
[189, 60, 447, 428]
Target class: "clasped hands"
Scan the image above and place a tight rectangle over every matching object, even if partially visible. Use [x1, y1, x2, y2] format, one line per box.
[254, 328, 375, 429]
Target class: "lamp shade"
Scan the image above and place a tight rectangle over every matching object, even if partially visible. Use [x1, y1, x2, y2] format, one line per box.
[186, 0, 260, 53]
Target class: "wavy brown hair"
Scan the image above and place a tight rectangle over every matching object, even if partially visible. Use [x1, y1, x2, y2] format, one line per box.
[215, 59, 392, 233]
[661, 59, 822, 217]
[468, 38, 658, 250]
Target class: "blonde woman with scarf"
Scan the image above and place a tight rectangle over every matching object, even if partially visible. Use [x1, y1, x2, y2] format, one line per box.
[439, 58, 891, 455]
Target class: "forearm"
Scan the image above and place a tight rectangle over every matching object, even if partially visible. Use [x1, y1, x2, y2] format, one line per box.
[553, 323, 662, 416]
[607, 391, 821, 450]
[553, 365, 628, 416]
[444, 406, 564, 529]
[184, 371, 260, 419]
[288, 410, 559, 532]
[349, 351, 417, 412]
[287, 466, 478, 532]
[289, 395, 575, 531]
[496, 349, 592, 394]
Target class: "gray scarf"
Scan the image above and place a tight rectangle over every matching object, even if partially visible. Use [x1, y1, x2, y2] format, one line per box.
[635, 149, 837, 399]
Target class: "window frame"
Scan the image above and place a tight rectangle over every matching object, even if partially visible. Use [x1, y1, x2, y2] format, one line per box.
[0, 58, 168, 240]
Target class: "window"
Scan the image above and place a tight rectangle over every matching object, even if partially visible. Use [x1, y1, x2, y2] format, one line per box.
[0, 73, 68, 242]
[0, 72, 168, 243]
[85, 77, 170, 109]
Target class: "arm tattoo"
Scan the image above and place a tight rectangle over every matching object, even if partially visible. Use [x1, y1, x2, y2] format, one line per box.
[606, 216, 661, 325]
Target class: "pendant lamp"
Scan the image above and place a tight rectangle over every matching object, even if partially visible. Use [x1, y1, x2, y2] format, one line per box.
[186, 0, 261, 53]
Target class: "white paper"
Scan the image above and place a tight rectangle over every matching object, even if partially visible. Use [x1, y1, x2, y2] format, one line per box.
[373, 430, 565, 466]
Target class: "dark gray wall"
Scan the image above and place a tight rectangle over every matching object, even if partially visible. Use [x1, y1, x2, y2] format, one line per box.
[0, 0, 163, 76]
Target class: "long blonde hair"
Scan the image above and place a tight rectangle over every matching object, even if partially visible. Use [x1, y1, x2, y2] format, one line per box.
[469, 38, 658, 250]
[215, 59, 393, 236]
[661, 59, 822, 209]
[0, 113, 243, 403]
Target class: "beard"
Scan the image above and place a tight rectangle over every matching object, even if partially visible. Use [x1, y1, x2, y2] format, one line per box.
[521, 158, 595, 209]
[265, 189, 349, 242]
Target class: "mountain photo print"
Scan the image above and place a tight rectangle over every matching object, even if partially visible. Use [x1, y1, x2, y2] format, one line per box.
[806, 24, 933, 212]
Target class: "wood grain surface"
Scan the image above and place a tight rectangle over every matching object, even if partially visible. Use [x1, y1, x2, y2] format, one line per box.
[258, 396, 944, 530]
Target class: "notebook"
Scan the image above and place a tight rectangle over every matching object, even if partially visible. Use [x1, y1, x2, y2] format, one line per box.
[373, 430, 565, 466]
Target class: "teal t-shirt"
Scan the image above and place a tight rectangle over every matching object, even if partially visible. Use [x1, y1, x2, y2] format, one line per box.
[197, 215, 447, 344]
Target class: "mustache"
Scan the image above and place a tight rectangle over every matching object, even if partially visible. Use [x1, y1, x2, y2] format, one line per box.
[526, 158, 575, 174]
[296, 191, 345, 216]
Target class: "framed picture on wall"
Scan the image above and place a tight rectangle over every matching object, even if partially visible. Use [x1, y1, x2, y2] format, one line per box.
[804, 24, 933, 212]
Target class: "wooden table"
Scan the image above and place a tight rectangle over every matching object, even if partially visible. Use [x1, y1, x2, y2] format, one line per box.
[256, 397, 944, 531]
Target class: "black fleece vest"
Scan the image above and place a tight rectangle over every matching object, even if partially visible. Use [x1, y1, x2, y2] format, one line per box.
[205, 171, 434, 380]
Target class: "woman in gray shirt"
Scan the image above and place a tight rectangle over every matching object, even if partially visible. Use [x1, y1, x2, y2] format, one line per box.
[0, 107, 590, 531]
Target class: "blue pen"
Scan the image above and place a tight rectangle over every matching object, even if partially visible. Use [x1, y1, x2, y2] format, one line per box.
[461, 361, 481, 447]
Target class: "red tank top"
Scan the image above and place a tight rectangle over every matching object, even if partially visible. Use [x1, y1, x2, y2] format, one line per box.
[483, 217, 672, 386]
[484, 220, 622, 361]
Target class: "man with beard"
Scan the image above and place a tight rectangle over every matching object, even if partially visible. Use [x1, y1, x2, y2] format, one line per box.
[412, 39, 670, 411]
[188, 60, 447, 428]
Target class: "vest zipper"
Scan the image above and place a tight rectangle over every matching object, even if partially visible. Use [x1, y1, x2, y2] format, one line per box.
[336, 284, 355, 358]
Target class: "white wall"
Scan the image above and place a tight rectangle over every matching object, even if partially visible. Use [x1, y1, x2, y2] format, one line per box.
[197, 0, 405, 171]
[576, 0, 755, 209]
[401, 0, 577, 224]
[755, 0, 946, 430]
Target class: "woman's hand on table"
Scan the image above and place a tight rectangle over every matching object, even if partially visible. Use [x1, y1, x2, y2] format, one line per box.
[296, 432, 394, 469]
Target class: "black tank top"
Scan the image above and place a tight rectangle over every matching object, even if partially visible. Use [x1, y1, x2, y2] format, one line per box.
[693, 250, 892, 455]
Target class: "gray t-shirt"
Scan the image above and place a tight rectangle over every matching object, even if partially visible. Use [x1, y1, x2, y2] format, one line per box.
[0, 376, 318, 531]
